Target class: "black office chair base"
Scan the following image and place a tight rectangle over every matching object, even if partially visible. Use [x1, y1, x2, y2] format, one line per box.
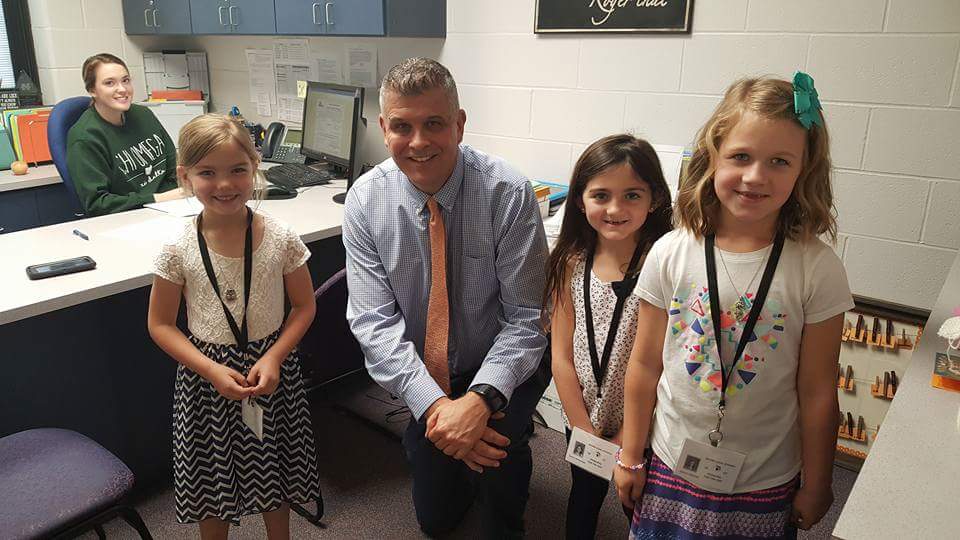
[54, 504, 153, 540]
[292, 498, 326, 527]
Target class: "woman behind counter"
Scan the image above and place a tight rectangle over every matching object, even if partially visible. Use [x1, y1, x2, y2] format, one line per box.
[67, 53, 186, 216]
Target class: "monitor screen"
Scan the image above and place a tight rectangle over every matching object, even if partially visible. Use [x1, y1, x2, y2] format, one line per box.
[301, 82, 363, 170]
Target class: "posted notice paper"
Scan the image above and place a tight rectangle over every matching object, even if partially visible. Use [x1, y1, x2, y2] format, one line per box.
[345, 43, 378, 88]
[245, 49, 276, 104]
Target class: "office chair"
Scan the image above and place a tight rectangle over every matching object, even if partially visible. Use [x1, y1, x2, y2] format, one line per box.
[0, 428, 152, 539]
[299, 269, 365, 391]
[289, 269, 373, 526]
[48, 96, 92, 214]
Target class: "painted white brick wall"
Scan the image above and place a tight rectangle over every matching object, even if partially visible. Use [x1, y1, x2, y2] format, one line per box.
[30, 0, 960, 309]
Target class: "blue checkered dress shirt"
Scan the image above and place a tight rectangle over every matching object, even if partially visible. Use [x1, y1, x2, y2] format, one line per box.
[342, 144, 549, 420]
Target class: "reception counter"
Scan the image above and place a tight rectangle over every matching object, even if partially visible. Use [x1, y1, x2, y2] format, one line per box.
[1, 182, 348, 492]
[833, 251, 960, 539]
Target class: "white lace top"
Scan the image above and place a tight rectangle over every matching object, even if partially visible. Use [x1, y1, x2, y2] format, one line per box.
[565, 256, 642, 437]
[153, 213, 310, 345]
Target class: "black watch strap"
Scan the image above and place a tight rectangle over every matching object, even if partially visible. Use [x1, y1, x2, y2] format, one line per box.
[469, 384, 507, 414]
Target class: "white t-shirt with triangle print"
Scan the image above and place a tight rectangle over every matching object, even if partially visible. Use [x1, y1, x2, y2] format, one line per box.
[634, 229, 854, 492]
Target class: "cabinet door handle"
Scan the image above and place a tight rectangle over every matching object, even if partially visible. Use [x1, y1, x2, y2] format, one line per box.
[229, 5, 238, 26]
[152, 9, 159, 27]
[218, 5, 226, 25]
[144, 9, 152, 27]
[325, 2, 333, 25]
[312, 2, 320, 25]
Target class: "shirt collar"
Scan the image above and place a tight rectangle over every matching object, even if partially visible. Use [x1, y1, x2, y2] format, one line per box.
[402, 148, 465, 215]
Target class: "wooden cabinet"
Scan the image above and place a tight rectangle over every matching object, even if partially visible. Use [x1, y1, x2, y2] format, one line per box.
[122, 0, 192, 35]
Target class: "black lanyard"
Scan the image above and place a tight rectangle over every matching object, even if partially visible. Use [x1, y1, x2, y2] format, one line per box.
[197, 207, 254, 354]
[583, 241, 645, 397]
[704, 232, 784, 409]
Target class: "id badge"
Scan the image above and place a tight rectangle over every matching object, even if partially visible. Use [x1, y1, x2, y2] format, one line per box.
[242, 397, 264, 441]
[564, 427, 619, 480]
[674, 438, 746, 494]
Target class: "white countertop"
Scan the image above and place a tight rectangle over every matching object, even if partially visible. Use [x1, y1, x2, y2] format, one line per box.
[0, 163, 61, 192]
[0, 180, 346, 325]
[833, 251, 960, 539]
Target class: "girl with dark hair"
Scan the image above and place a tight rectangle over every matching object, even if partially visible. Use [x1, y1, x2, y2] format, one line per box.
[545, 133, 673, 539]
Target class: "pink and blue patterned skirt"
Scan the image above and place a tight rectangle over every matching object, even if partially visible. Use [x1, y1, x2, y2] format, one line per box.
[629, 453, 799, 540]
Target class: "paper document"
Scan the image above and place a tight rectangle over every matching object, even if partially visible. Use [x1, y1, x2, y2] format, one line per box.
[144, 197, 203, 217]
[276, 63, 313, 97]
[256, 93, 272, 116]
[101, 217, 185, 243]
[245, 49, 276, 104]
[278, 96, 304, 125]
[345, 44, 378, 87]
[186, 52, 210, 96]
[144, 53, 164, 73]
[316, 50, 344, 84]
[306, 98, 346, 157]
[274, 38, 310, 63]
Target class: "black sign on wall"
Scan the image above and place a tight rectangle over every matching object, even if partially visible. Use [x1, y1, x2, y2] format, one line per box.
[535, 0, 694, 34]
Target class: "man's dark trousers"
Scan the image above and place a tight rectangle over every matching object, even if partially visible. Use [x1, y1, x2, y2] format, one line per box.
[402, 362, 549, 539]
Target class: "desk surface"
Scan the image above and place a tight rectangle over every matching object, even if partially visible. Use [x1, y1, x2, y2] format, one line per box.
[0, 163, 61, 192]
[833, 251, 960, 539]
[0, 181, 346, 325]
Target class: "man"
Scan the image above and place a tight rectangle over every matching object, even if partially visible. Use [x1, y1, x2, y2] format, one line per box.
[342, 57, 549, 538]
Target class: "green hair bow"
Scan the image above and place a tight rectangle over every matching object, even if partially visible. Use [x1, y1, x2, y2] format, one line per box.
[793, 71, 823, 129]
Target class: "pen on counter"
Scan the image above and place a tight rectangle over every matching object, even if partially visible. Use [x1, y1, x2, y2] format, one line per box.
[73, 229, 90, 241]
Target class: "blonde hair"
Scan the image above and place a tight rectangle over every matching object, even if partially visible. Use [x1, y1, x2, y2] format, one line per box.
[177, 113, 266, 198]
[676, 76, 836, 242]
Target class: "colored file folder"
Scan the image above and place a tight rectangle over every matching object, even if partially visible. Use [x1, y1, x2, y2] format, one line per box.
[16, 110, 51, 164]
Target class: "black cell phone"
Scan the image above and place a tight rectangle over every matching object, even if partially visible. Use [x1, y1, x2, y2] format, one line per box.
[26, 256, 97, 280]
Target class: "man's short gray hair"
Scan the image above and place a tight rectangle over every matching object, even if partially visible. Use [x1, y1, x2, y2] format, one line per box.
[379, 57, 459, 114]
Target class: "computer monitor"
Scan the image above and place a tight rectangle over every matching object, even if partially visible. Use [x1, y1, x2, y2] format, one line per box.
[300, 82, 364, 203]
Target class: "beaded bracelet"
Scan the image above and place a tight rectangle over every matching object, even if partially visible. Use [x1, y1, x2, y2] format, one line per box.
[615, 448, 646, 471]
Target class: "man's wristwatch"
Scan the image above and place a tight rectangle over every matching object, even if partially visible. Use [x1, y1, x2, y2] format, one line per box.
[468, 384, 507, 414]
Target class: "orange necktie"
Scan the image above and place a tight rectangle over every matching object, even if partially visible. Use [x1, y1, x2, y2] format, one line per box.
[424, 197, 451, 395]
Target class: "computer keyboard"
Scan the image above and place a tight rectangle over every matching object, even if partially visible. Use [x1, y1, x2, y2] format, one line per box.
[264, 163, 334, 190]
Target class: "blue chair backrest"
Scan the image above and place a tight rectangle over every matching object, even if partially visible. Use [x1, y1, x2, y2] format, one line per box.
[48, 96, 92, 213]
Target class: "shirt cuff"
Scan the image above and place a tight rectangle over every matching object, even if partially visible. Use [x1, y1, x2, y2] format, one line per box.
[404, 371, 448, 421]
[470, 364, 520, 405]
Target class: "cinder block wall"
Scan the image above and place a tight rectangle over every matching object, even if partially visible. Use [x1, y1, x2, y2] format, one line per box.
[31, 0, 960, 309]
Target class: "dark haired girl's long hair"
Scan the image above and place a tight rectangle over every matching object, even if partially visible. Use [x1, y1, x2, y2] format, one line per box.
[544, 134, 674, 310]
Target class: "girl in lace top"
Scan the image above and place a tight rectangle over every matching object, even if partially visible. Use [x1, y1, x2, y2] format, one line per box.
[147, 114, 320, 535]
[544, 134, 673, 539]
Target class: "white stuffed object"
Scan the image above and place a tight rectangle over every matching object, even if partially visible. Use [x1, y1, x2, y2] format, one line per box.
[937, 307, 960, 350]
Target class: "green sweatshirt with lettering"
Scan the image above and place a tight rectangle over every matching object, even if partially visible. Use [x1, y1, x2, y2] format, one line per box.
[67, 104, 178, 216]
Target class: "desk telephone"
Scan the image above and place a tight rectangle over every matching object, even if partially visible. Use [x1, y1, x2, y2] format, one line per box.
[262, 122, 306, 164]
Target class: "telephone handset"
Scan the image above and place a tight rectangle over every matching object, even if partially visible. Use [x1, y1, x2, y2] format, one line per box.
[262, 122, 306, 164]
[262, 122, 285, 159]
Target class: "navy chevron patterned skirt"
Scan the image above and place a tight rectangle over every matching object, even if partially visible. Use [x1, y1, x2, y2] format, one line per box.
[173, 330, 321, 524]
